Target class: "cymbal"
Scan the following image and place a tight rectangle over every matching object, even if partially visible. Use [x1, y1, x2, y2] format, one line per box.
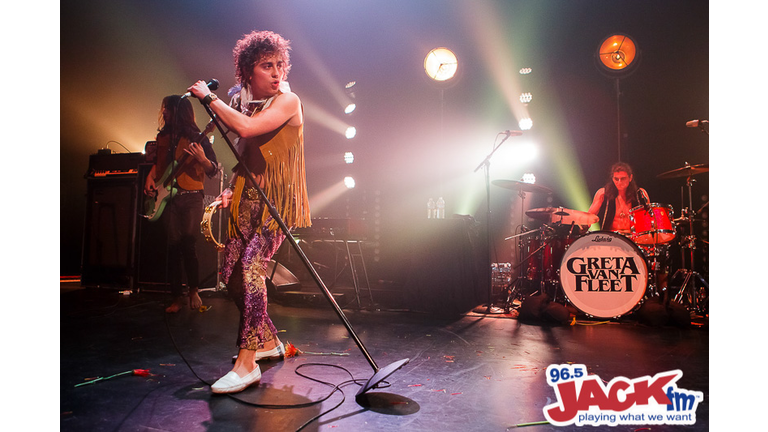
[492, 179, 552, 194]
[657, 163, 709, 179]
[526, 207, 599, 226]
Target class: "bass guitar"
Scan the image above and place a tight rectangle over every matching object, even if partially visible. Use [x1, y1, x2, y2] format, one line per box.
[142, 122, 215, 221]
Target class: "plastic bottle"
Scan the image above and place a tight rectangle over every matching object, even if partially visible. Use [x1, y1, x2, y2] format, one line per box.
[427, 198, 435, 219]
[436, 197, 445, 219]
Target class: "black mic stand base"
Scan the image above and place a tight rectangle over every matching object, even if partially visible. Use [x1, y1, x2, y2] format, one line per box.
[355, 358, 411, 399]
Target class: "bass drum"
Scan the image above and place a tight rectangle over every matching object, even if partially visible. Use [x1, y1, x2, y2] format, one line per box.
[559, 231, 648, 318]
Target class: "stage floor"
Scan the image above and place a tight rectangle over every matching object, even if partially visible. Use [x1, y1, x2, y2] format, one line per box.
[60, 283, 709, 431]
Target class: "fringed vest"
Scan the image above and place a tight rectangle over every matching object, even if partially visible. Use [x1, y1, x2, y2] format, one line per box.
[228, 92, 311, 235]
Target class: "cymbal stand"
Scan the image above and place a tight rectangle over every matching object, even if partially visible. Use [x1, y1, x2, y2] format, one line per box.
[474, 132, 514, 313]
[671, 175, 709, 314]
[500, 227, 547, 312]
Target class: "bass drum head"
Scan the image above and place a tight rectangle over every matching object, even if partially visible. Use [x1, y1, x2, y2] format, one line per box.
[559, 231, 648, 318]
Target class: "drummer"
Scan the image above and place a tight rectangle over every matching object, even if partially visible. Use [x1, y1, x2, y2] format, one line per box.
[587, 162, 650, 234]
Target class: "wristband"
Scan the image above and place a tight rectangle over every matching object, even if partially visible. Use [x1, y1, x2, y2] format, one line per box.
[202, 93, 219, 104]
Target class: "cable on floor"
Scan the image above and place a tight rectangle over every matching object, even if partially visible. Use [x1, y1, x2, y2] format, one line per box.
[164, 312, 390, 431]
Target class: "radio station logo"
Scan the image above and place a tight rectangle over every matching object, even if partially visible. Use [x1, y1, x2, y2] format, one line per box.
[543, 364, 704, 427]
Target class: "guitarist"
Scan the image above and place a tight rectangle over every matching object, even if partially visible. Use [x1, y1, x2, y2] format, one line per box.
[143, 95, 218, 313]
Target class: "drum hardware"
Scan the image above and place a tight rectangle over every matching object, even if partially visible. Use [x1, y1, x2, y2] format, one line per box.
[476, 131, 539, 314]
[492, 179, 553, 195]
[488, 178, 553, 313]
[656, 162, 709, 180]
[498, 226, 550, 312]
[526, 207, 599, 227]
[658, 164, 709, 314]
[498, 222, 582, 312]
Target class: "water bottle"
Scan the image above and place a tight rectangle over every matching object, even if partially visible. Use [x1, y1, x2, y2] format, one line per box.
[427, 198, 435, 219]
[436, 197, 445, 219]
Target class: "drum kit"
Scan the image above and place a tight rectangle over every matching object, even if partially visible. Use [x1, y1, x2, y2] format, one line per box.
[493, 162, 709, 320]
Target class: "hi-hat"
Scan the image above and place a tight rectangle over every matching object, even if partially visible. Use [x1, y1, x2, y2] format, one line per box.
[657, 163, 709, 179]
[492, 179, 552, 194]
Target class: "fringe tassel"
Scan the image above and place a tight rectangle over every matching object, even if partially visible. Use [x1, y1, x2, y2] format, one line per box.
[228, 176, 246, 238]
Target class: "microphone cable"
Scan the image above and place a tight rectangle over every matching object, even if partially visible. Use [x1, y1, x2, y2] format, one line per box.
[163, 311, 390, 431]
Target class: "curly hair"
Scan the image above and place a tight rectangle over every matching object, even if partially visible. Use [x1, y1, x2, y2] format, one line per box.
[233, 30, 292, 88]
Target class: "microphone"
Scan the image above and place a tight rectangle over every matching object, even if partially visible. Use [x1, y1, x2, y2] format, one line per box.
[685, 119, 708, 128]
[182, 79, 220, 99]
[502, 130, 523, 136]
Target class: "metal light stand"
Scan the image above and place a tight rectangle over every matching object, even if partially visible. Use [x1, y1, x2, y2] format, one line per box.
[200, 102, 409, 399]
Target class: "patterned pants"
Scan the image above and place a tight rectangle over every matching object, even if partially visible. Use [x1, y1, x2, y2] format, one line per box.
[221, 194, 286, 350]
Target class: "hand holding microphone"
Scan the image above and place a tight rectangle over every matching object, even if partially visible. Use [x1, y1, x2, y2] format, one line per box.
[183, 79, 219, 99]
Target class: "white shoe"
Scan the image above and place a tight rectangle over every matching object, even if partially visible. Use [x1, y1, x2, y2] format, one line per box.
[211, 366, 261, 394]
[254, 342, 285, 362]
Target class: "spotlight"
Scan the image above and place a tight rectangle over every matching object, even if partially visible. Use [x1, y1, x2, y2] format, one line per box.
[344, 152, 354, 164]
[597, 34, 638, 71]
[521, 173, 536, 184]
[344, 103, 357, 114]
[519, 67, 532, 75]
[424, 47, 458, 82]
[345, 126, 357, 139]
[519, 118, 533, 130]
[344, 176, 356, 189]
[519, 92, 533, 104]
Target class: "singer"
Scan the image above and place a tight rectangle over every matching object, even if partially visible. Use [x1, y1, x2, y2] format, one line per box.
[186, 30, 311, 394]
[587, 162, 649, 233]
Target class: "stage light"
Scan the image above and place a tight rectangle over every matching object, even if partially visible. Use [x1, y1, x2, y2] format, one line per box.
[597, 34, 639, 73]
[344, 152, 354, 164]
[424, 47, 458, 82]
[519, 92, 532, 104]
[522, 173, 536, 184]
[519, 67, 532, 75]
[344, 176, 356, 189]
[344, 103, 356, 114]
[345, 126, 357, 139]
[519, 118, 533, 130]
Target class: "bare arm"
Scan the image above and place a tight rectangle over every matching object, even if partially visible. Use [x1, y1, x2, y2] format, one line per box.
[587, 188, 605, 215]
[186, 81, 302, 138]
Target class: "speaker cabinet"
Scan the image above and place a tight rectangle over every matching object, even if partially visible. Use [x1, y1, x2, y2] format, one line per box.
[81, 176, 139, 288]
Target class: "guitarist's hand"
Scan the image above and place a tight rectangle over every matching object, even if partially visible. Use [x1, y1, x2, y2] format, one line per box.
[185, 142, 208, 164]
[217, 188, 234, 208]
[144, 176, 157, 196]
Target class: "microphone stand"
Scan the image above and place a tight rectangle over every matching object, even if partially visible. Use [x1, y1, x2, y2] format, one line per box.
[200, 101, 409, 399]
[474, 133, 513, 314]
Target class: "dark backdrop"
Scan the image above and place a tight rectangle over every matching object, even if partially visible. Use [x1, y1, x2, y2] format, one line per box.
[61, 0, 709, 282]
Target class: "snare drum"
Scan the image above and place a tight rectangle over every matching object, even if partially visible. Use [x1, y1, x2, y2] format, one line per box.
[559, 231, 648, 318]
[629, 203, 675, 245]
